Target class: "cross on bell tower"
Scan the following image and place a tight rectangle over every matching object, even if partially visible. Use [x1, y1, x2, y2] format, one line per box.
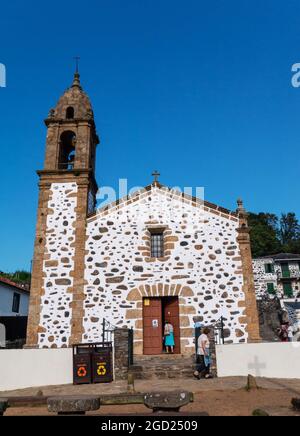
[74, 56, 80, 73]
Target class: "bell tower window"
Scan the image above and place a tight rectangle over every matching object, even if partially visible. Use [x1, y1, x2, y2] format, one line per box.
[66, 106, 75, 119]
[58, 130, 76, 170]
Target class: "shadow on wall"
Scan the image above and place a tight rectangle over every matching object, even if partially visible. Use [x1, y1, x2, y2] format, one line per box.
[247, 355, 266, 377]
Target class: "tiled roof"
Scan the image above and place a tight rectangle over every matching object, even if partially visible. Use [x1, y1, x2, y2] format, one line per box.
[0, 276, 30, 293]
[256, 253, 300, 261]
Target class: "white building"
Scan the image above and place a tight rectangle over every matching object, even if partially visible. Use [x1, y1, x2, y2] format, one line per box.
[0, 277, 30, 317]
[253, 253, 300, 335]
[253, 253, 300, 300]
[0, 277, 30, 346]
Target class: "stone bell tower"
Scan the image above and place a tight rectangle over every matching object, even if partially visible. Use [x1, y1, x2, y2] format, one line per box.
[26, 72, 99, 348]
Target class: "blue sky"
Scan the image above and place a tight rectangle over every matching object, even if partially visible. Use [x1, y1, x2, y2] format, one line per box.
[0, 0, 300, 272]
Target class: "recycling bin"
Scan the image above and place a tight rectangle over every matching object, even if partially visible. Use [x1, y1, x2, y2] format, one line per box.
[92, 343, 113, 383]
[73, 344, 93, 385]
[73, 342, 113, 385]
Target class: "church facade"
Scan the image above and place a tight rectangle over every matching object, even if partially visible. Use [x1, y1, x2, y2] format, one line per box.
[26, 73, 261, 354]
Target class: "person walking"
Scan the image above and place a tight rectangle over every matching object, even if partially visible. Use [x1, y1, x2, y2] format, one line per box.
[288, 324, 294, 342]
[194, 327, 212, 379]
[278, 323, 289, 342]
[164, 320, 175, 354]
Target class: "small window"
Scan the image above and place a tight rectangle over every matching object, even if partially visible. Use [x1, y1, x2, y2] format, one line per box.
[151, 233, 164, 258]
[12, 293, 20, 313]
[66, 106, 74, 119]
[264, 263, 274, 274]
[267, 283, 275, 295]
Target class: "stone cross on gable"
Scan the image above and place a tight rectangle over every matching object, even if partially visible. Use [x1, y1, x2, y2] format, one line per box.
[152, 170, 160, 184]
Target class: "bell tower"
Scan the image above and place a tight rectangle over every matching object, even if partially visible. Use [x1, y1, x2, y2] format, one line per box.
[26, 72, 99, 348]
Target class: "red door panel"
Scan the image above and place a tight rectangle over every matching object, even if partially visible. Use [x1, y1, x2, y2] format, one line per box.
[164, 297, 181, 354]
[143, 298, 163, 355]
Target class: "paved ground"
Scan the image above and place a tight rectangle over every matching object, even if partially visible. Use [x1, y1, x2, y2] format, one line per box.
[1, 377, 300, 416]
[1, 376, 300, 397]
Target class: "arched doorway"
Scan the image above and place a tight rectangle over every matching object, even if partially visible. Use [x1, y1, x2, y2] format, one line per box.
[126, 283, 196, 356]
[143, 296, 181, 355]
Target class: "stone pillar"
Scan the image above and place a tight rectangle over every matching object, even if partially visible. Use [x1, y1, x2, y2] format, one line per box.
[26, 181, 51, 348]
[208, 327, 217, 377]
[70, 179, 89, 345]
[114, 328, 131, 380]
[236, 199, 261, 343]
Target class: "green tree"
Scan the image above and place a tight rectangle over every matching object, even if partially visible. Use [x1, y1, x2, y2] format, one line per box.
[0, 270, 31, 285]
[279, 213, 300, 253]
[248, 212, 281, 258]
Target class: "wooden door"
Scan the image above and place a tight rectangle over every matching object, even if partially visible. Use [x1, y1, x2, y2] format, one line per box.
[143, 298, 163, 355]
[164, 297, 181, 354]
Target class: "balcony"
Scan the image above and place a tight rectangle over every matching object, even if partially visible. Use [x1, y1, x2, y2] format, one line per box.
[277, 270, 300, 280]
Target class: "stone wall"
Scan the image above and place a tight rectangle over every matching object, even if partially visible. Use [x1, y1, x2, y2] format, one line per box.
[114, 328, 132, 380]
[38, 182, 78, 348]
[208, 327, 218, 377]
[82, 186, 249, 354]
[253, 258, 277, 298]
[257, 297, 282, 342]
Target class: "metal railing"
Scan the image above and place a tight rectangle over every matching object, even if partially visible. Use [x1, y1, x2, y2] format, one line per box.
[101, 318, 118, 343]
[214, 317, 225, 345]
[101, 318, 134, 367]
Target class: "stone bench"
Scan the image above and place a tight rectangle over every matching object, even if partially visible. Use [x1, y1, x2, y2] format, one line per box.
[0, 399, 8, 416]
[47, 396, 100, 415]
[144, 391, 193, 413]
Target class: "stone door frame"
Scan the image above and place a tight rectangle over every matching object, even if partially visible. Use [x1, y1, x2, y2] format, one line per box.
[126, 283, 196, 355]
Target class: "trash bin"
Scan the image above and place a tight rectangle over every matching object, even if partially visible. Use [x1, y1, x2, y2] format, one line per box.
[92, 343, 113, 383]
[73, 343, 113, 385]
[73, 344, 93, 385]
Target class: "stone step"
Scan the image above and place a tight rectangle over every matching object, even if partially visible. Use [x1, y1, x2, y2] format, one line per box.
[129, 370, 196, 380]
[129, 356, 197, 380]
[133, 356, 194, 364]
[134, 354, 195, 361]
